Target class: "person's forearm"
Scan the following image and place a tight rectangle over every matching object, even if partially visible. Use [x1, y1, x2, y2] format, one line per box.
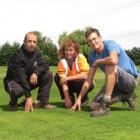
[62, 84, 70, 99]
[97, 57, 117, 65]
[66, 73, 87, 81]
[96, 51, 118, 66]
[77, 67, 96, 100]
[77, 81, 91, 100]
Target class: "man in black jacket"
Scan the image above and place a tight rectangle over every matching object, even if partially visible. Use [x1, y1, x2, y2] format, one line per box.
[3, 31, 56, 112]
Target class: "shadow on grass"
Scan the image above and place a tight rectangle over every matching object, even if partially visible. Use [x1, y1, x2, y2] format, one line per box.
[50, 101, 92, 112]
[111, 106, 130, 111]
[0, 104, 9, 111]
[50, 101, 65, 108]
[81, 106, 91, 112]
[0, 104, 23, 112]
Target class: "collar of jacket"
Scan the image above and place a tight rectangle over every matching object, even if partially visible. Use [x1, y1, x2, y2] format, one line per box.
[21, 44, 36, 57]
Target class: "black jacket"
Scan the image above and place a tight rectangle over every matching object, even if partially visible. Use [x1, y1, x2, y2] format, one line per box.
[4, 44, 49, 97]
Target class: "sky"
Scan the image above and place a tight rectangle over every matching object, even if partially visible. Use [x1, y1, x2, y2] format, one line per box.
[0, 0, 140, 49]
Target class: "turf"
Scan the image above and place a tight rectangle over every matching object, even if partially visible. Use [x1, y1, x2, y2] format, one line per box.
[0, 66, 139, 140]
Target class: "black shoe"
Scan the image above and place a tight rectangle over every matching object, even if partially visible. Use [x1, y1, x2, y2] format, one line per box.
[9, 104, 18, 111]
[33, 100, 57, 109]
[8, 99, 18, 111]
[8, 102, 18, 111]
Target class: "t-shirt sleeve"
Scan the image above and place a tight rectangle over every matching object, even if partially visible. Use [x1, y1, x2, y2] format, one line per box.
[107, 40, 121, 55]
[78, 54, 89, 73]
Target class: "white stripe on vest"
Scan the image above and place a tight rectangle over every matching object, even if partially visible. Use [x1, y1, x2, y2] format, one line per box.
[61, 54, 81, 76]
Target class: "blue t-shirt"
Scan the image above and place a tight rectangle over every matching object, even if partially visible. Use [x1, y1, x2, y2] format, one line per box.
[88, 40, 139, 78]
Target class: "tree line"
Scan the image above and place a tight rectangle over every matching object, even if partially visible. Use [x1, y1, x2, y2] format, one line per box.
[0, 30, 140, 66]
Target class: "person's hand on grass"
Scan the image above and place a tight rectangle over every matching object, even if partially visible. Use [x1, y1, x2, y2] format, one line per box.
[25, 97, 33, 112]
[70, 98, 81, 112]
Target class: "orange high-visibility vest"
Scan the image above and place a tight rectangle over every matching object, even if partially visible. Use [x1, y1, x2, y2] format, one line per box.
[57, 54, 89, 76]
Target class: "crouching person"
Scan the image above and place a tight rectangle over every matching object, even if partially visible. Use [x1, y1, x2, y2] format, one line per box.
[71, 27, 138, 117]
[3, 31, 56, 112]
[54, 39, 95, 109]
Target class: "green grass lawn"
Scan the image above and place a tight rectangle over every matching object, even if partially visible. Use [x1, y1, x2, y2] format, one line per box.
[0, 66, 139, 140]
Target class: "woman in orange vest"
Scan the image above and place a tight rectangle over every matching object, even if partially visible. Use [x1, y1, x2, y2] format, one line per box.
[54, 39, 95, 109]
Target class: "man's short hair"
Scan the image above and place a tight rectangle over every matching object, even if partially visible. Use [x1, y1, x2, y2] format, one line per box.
[85, 27, 101, 39]
[24, 31, 37, 42]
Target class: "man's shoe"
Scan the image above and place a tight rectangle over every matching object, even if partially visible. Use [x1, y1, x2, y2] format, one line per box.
[90, 109, 110, 117]
[126, 93, 136, 111]
[8, 104, 18, 111]
[43, 104, 57, 109]
[90, 100, 110, 117]
[8, 100, 18, 111]
[33, 101, 57, 109]
[120, 92, 136, 111]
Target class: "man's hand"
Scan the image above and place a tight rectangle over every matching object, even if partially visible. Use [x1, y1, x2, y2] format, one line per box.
[60, 77, 67, 85]
[25, 97, 33, 112]
[30, 73, 38, 85]
[93, 59, 100, 68]
[65, 96, 72, 109]
[70, 98, 81, 112]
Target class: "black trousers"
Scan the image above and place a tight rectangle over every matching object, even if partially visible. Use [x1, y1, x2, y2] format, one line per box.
[3, 71, 53, 105]
[54, 73, 95, 100]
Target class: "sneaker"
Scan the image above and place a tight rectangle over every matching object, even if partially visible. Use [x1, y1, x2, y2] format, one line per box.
[90, 109, 110, 117]
[81, 96, 89, 106]
[33, 101, 57, 109]
[44, 104, 57, 109]
[126, 93, 136, 111]
[120, 92, 136, 111]
[90, 101, 110, 117]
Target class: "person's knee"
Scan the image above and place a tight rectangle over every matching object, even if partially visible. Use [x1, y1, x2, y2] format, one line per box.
[47, 71, 53, 80]
[54, 73, 59, 83]
[5, 80, 24, 97]
[105, 65, 116, 74]
[63, 86, 68, 93]
[41, 71, 53, 82]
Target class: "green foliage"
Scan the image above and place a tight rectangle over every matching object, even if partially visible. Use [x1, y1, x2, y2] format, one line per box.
[126, 47, 140, 65]
[0, 42, 20, 65]
[35, 31, 58, 66]
[58, 29, 91, 57]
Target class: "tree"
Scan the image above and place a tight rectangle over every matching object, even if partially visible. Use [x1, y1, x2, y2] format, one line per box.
[126, 47, 140, 65]
[58, 29, 91, 58]
[35, 31, 58, 65]
[0, 42, 20, 65]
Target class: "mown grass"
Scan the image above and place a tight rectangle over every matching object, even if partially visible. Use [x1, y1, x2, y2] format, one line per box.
[0, 66, 139, 140]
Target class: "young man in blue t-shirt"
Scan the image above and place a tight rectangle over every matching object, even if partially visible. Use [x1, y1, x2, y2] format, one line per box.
[71, 27, 138, 117]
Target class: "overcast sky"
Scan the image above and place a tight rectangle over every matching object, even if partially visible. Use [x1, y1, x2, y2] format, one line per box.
[0, 0, 140, 49]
